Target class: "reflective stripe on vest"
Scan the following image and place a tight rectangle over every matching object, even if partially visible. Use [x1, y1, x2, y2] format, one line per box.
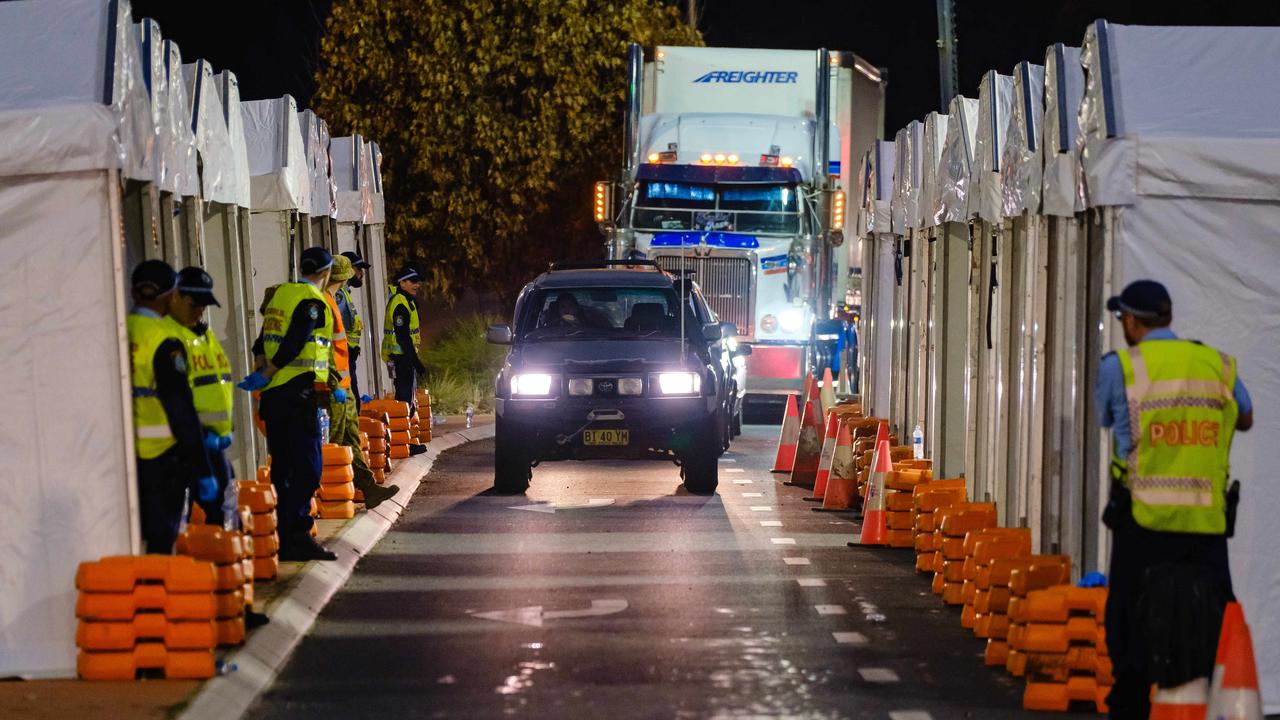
[262, 282, 332, 390]
[176, 323, 235, 436]
[127, 313, 184, 459]
[323, 290, 351, 390]
[381, 289, 421, 361]
[1114, 339, 1238, 534]
[337, 285, 362, 349]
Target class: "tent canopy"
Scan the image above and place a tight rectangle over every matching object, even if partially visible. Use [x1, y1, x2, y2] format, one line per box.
[917, 111, 949, 229]
[241, 95, 309, 211]
[163, 39, 198, 197]
[299, 109, 336, 219]
[936, 96, 978, 225]
[214, 70, 251, 210]
[970, 71, 1014, 223]
[891, 120, 923, 234]
[1042, 44, 1084, 217]
[866, 139, 895, 235]
[331, 134, 372, 223]
[368, 141, 386, 225]
[183, 60, 237, 206]
[0, 0, 152, 179]
[1001, 61, 1045, 217]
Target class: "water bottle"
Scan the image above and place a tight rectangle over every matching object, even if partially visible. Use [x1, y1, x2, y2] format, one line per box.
[318, 407, 330, 445]
[912, 424, 924, 459]
[465, 405, 475, 429]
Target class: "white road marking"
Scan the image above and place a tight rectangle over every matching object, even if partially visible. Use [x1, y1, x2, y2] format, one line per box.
[783, 557, 810, 565]
[814, 604, 846, 615]
[749, 506, 773, 512]
[725, 468, 746, 473]
[760, 520, 783, 527]
[796, 578, 826, 587]
[770, 538, 796, 545]
[719, 458, 737, 463]
[889, 712, 933, 720]
[741, 492, 764, 498]
[470, 598, 628, 627]
[832, 631, 868, 645]
[508, 499, 615, 513]
[859, 667, 900, 683]
[732, 479, 753, 485]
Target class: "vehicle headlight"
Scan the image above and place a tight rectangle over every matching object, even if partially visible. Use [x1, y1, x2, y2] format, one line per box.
[760, 314, 778, 333]
[510, 373, 557, 396]
[618, 377, 644, 396]
[779, 309, 804, 333]
[568, 378, 593, 396]
[653, 371, 701, 396]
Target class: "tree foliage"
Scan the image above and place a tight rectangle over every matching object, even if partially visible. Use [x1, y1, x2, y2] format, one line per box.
[314, 0, 701, 300]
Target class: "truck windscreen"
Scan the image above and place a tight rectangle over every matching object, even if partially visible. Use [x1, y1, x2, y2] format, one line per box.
[634, 182, 800, 235]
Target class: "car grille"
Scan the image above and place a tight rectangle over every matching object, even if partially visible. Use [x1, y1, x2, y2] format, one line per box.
[655, 255, 753, 337]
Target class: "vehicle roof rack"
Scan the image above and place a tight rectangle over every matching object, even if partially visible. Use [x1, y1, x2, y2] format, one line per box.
[547, 259, 661, 272]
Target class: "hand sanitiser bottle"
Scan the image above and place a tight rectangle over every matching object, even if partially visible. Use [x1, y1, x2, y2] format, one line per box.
[912, 424, 924, 459]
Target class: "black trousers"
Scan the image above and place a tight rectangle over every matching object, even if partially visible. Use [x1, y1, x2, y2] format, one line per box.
[137, 449, 189, 553]
[392, 354, 418, 415]
[259, 382, 322, 537]
[350, 346, 362, 410]
[1104, 495, 1233, 719]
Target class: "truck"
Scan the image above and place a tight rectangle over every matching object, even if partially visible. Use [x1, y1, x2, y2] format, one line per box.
[595, 44, 885, 399]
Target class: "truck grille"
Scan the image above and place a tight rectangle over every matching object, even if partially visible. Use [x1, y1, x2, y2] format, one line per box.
[655, 255, 753, 337]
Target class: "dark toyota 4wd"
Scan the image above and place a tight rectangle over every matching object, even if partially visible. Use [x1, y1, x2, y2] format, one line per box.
[485, 260, 750, 495]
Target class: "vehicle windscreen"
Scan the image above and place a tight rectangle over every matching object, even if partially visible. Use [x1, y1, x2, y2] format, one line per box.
[520, 287, 694, 341]
[633, 182, 801, 235]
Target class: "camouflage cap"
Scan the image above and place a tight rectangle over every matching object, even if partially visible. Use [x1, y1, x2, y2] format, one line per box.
[329, 254, 355, 283]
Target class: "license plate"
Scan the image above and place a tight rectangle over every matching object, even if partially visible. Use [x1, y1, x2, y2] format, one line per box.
[583, 429, 629, 446]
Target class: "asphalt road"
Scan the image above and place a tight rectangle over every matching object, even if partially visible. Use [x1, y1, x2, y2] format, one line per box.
[251, 426, 1091, 719]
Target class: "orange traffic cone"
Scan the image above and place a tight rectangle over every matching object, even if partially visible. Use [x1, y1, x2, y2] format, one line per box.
[771, 393, 801, 473]
[1209, 601, 1246, 700]
[1149, 678, 1208, 720]
[806, 413, 841, 502]
[787, 375, 824, 489]
[1206, 610, 1264, 720]
[838, 365, 852, 397]
[820, 367, 837, 413]
[856, 430, 892, 546]
[816, 420, 857, 512]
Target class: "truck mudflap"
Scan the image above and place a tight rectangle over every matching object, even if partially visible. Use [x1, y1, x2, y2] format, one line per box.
[745, 344, 805, 395]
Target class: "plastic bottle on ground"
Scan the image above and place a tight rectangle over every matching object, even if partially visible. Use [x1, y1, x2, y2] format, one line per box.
[912, 424, 924, 459]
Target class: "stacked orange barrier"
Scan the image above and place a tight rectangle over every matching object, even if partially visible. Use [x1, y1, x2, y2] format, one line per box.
[239, 479, 279, 580]
[859, 445, 911, 500]
[317, 443, 356, 519]
[883, 465, 932, 548]
[175, 525, 248, 646]
[75, 556, 218, 679]
[911, 480, 966, 573]
[979, 555, 1070, 666]
[416, 390, 433, 443]
[960, 528, 1031, 629]
[366, 399, 412, 459]
[932, 503, 997, 605]
[360, 412, 391, 484]
[1004, 559, 1076, 675]
[1012, 584, 1111, 712]
[355, 430, 370, 503]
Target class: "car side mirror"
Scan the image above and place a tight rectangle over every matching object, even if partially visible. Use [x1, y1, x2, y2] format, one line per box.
[732, 344, 752, 357]
[702, 321, 737, 341]
[486, 324, 513, 345]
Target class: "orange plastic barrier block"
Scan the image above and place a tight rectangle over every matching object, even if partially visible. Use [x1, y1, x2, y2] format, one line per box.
[1023, 678, 1109, 713]
[216, 616, 245, 646]
[941, 537, 967, 560]
[975, 587, 1013, 614]
[914, 553, 934, 574]
[317, 499, 356, 519]
[317, 481, 355, 502]
[209, 561, 244, 592]
[886, 529, 914, 548]
[251, 510, 277, 535]
[987, 555, 1071, 589]
[1023, 646, 1105, 682]
[930, 550, 945, 573]
[916, 487, 965, 513]
[372, 468, 386, 484]
[941, 581, 964, 605]
[1016, 617, 1104, 654]
[76, 614, 216, 651]
[215, 588, 245, 619]
[387, 417, 411, 431]
[364, 399, 410, 418]
[939, 503, 998, 536]
[963, 527, 1031, 556]
[176, 526, 245, 564]
[252, 532, 279, 558]
[961, 603, 977, 629]
[77, 645, 215, 680]
[972, 537, 1031, 567]
[942, 560, 965, 582]
[885, 469, 927, 491]
[389, 430, 412, 445]
[975, 612, 1010, 639]
[368, 437, 388, 453]
[886, 510, 914, 530]
[962, 557, 979, 581]
[358, 415, 387, 434]
[886, 491, 915, 512]
[389, 444, 411, 460]
[1021, 586, 1107, 623]
[1007, 648, 1028, 677]
[915, 513, 937, 533]
[321, 465, 355, 485]
[253, 555, 279, 581]
[931, 571, 945, 594]
[77, 556, 217, 594]
[914, 532, 936, 552]
[239, 483, 277, 513]
[255, 465, 271, 483]
[962, 579, 978, 604]
[368, 453, 388, 470]
[322, 443, 354, 466]
[77, 586, 216, 621]
[984, 639, 1009, 666]
[238, 507, 254, 535]
[1010, 560, 1073, 598]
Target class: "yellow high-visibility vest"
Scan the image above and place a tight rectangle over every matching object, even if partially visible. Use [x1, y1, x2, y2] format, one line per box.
[176, 323, 234, 436]
[381, 289, 421, 361]
[261, 282, 332, 391]
[128, 313, 185, 460]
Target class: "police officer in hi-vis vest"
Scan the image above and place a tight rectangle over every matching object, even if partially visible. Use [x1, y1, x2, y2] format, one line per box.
[1097, 280, 1254, 718]
[383, 265, 428, 454]
[337, 251, 370, 408]
[168, 267, 237, 527]
[239, 247, 337, 561]
[127, 260, 216, 553]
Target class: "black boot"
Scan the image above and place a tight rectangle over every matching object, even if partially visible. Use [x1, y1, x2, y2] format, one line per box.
[355, 473, 400, 510]
[279, 531, 337, 561]
[408, 443, 428, 456]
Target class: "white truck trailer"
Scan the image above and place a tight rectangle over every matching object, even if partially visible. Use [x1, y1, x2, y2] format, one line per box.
[596, 45, 885, 397]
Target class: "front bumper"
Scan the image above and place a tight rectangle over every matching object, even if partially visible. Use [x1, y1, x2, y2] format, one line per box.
[744, 344, 805, 395]
[497, 395, 717, 461]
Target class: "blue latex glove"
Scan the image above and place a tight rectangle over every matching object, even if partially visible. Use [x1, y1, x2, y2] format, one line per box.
[237, 371, 269, 392]
[360, 394, 373, 404]
[333, 387, 348, 404]
[195, 476, 218, 503]
[203, 430, 221, 451]
[218, 432, 234, 451]
[1078, 571, 1107, 588]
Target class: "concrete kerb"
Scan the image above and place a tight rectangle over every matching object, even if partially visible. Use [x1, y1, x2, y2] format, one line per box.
[177, 424, 497, 720]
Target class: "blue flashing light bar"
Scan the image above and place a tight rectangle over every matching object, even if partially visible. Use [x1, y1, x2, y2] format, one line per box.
[650, 232, 760, 249]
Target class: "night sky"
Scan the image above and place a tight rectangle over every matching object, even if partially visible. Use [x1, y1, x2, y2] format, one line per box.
[133, 0, 1280, 142]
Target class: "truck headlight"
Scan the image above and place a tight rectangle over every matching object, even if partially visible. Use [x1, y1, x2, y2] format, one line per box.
[511, 373, 557, 396]
[568, 378, 593, 396]
[780, 309, 804, 333]
[760, 314, 778, 333]
[618, 378, 644, 396]
[653, 372, 701, 396]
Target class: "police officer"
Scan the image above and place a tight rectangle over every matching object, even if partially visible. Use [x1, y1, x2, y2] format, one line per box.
[382, 265, 427, 424]
[128, 260, 216, 553]
[168, 267, 236, 527]
[324, 255, 399, 507]
[1097, 280, 1254, 718]
[337, 251, 370, 408]
[239, 247, 337, 561]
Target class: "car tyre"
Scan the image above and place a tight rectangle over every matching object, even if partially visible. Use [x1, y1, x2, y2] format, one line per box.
[681, 421, 720, 495]
[493, 416, 531, 494]
[731, 400, 743, 437]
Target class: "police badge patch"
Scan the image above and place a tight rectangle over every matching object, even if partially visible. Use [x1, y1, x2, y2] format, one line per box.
[308, 305, 320, 321]
[395, 316, 405, 326]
